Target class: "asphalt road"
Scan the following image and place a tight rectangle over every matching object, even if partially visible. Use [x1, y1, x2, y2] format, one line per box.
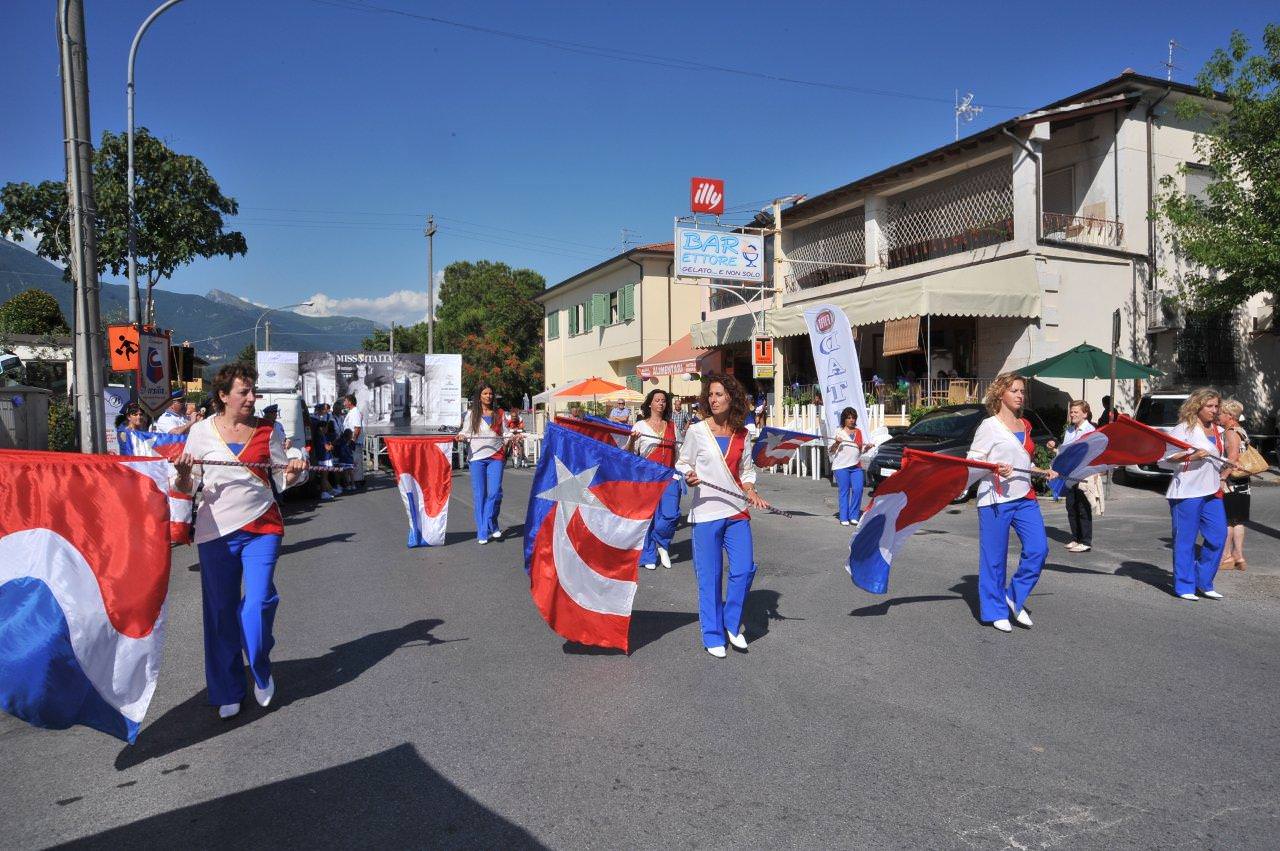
[3, 464, 1279, 849]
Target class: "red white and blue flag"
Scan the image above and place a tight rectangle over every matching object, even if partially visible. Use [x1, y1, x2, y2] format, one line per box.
[0, 450, 172, 743]
[751, 426, 821, 468]
[554, 415, 633, 450]
[524, 424, 672, 651]
[117, 429, 193, 545]
[848, 449, 998, 594]
[1050, 414, 1193, 497]
[384, 436, 454, 547]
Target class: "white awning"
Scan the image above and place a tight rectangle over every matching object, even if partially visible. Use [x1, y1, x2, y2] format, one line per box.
[690, 313, 762, 348]
[767, 255, 1044, 338]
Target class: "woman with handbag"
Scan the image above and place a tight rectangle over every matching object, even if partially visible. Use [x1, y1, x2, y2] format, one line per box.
[1218, 399, 1254, 570]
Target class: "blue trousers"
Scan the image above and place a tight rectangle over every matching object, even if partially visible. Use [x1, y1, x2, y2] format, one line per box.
[1169, 495, 1226, 595]
[977, 499, 1047, 623]
[835, 466, 864, 522]
[692, 517, 756, 648]
[469, 458, 504, 540]
[641, 477, 682, 565]
[198, 530, 281, 706]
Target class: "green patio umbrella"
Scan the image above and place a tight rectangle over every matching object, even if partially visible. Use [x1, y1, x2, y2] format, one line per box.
[1021, 342, 1163, 398]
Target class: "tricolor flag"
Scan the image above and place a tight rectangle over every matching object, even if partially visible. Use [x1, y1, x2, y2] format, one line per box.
[848, 449, 998, 594]
[384, 436, 454, 547]
[1050, 414, 1195, 497]
[553, 415, 634, 450]
[524, 424, 671, 651]
[0, 450, 172, 743]
[751, 426, 822, 468]
[117, 429, 193, 545]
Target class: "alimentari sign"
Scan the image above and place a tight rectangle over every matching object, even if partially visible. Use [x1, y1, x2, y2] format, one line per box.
[675, 227, 764, 283]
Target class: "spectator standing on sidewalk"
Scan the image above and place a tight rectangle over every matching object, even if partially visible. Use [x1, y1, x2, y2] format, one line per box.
[1047, 400, 1097, 553]
[342, 394, 365, 488]
[1218, 398, 1251, 571]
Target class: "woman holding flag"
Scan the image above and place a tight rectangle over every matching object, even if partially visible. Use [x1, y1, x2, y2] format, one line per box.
[677, 374, 769, 658]
[829, 406, 867, 526]
[1157, 388, 1228, 601]
[455, 384, 507, 544]
[173, 364, 306, 719]
[627, 389, 681, 570]
[966, 373, 1056, 633]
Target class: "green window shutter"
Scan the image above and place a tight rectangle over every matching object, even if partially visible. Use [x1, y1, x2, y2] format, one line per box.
[582, 299, 593, 332]
[568, 306, 579, 336]
[547, 311, 559, 340]
[591, 292, 609, 328]
[626, 375, 643, 393]
[620, 284, 635, 321]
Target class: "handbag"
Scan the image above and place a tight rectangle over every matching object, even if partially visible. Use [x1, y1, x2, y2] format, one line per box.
[1232, 443, 1269, 477]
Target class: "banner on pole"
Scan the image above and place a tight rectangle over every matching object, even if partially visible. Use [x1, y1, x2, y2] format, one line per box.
[804, 304, 868, 437]
[136, 330, 171, 417]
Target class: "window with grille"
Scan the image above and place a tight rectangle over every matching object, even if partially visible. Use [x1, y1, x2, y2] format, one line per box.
[1178, 313, 1237, 383]
[787, 207, 866, 291]
[884, 160, 1014, 268]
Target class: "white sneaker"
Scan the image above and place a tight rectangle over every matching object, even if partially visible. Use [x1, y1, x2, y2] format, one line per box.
[642, 563, 657, 571]
[840, 520, 851, 526]
[218, 702, 241, 719]
[657, 547, 671, 569]
[1074, 544, 1091, 552]
[1006, 596, 1033, 628]
[726, 629, 748, 650]
[992, 619, 1013, 633]
[705, 646, 727, 659]
[490, 529, 503, 540]
[253, 676, 275, 708]
[1178, 592, 1198, 601]
[850, 518, 860, 528]
[1201, 590, 1224, 600]
[478, 538, 488, 546]
[319, 491, 334, 501]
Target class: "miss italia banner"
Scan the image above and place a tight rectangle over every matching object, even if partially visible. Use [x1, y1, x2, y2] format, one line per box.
[804, 304, 869, 438]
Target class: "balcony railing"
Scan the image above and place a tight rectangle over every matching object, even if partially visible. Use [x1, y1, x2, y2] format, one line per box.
[1042, 212, 1124, 248]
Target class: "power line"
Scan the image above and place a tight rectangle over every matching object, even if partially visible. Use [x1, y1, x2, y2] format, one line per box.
[301, 0, 1029, 111]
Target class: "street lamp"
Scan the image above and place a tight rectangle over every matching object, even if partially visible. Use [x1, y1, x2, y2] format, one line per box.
[255, 302, 314, 352]
[126, 0, 187, 327]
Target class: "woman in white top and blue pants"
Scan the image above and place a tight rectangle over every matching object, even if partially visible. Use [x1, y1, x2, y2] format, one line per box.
[829, 406, 866, 526]
[1157, 389, 1228, 600]
[676, 374, 769, 658]
[455, 384, 507, 543]
[966, 374, 1056, 632]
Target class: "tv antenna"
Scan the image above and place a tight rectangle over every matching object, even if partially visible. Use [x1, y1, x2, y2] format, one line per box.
[954, 90, 983, 141]
[1161, 38, 1186, 81]
[620, 227, 643, 249]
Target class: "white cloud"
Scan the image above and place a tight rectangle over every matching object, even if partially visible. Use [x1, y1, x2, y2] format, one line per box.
[294, 287, 436, 326]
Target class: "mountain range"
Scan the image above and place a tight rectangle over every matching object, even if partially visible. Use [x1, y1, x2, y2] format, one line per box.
[0, 237, 384, 362]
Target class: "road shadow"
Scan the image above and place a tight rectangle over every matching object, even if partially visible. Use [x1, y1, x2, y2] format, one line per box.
[742, 589, 800, 640]
[561, 609, 700, 656]
[1042, 561, 1112, 576]
[279, 532, 355, 556]
[1245, 519, 1280, 541]
[1044, 526, 1075, 545]
[948, 574, 982, 621]
[1116, 561, 1174, 595]
[849, 594, 959, 617]
[69, 744, 544, 849]
[116, 619, 457, 771]
[442, 530, 480, 546]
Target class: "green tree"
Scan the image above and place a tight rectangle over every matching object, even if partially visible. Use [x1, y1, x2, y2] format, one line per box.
[434, 260, 544, 404]
[235, 342, 256, 364]
[1155, 25, 1280, 312]
[0, 289, 69, 334]
[362, 322, 429, 353]
[0, 127, 246, 314]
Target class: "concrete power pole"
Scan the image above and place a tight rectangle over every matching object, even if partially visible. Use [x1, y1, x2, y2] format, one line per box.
[425, 214, 436, 354]
[59, 0, 106, 453]
[389, 322, 395, 353]
[264, 319, 270, 351]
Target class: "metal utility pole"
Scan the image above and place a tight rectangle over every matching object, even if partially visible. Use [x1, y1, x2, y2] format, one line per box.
[264, 319, 271, 351]
[389, 322, 395, 353]
[425, 214, 436, 353]
[59, 0, 106, 453]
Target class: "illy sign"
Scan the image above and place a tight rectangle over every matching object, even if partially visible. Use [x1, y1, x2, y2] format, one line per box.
[690, 177, 725, 215]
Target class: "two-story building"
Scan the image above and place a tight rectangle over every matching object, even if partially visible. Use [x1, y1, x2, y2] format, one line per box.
[691, 70, 1277, 430]
[537, 243, 712, 401]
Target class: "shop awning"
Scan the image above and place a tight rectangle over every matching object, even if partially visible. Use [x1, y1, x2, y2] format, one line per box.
[636, 334, 717, 379]
[690, 313, 761, 349]
[767, 255, 1044, 338]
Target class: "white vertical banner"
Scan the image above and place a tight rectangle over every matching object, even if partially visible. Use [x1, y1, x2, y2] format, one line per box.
[804, 304, 868, 438]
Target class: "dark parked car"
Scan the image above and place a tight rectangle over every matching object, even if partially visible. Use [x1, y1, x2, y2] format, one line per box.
[866, 404, 1056, 501]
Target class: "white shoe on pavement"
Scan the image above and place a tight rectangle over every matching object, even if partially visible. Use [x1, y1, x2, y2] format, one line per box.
[218, 702, 241, 719]
[705, 646, 727, 659]
[726, 629, 748, 651]
[478, 538, 488, 546]
[490, 529, 503, 540]
[992, 619, 1013, 633]
[1178, 592, 1198, 600]
[1006, 596, 1033, 628]
[642, 563, 657, 571]
[1201, 590, 1224, 600]
[840, 520, 851, 526]
[254, 676, 275, 708]
[658, 547, 671, 569]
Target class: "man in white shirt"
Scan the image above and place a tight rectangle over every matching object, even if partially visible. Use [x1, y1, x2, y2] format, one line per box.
[342, 394, 365, 488]
[156, 391, 194, 435]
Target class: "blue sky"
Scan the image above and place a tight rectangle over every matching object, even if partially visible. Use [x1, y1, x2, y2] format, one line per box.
[2, 0, 1273, 324]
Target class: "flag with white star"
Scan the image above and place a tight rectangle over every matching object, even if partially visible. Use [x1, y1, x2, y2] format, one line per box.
[524, 424, 673, 651]
[751, 426, 821, 468]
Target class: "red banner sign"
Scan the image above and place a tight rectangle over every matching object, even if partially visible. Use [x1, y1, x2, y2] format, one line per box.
[690, 177, 725, 215]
